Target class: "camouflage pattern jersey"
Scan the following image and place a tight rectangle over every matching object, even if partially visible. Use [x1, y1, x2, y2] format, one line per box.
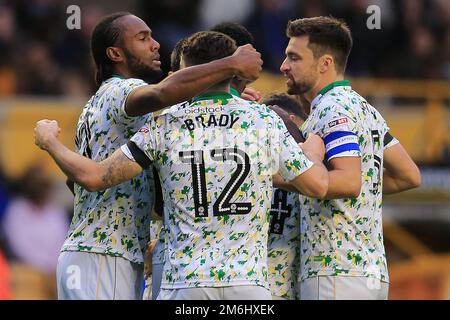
[300, 80, 394, 283]
[122, 92, 314, 289]
[267, 188, 301, 299]
[62, 76, 154, 264]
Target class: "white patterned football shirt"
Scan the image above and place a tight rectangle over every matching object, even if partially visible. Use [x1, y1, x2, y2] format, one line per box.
[63, 76, 154, 264]
[267, 187, 301, 299]
[300, 80, 392, 282]
[123, 92, 314, 289]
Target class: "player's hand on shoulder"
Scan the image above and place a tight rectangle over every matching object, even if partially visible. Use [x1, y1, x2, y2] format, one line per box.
[300, 133, 325, 162]
[231, 44, 263, 81]
[34, 119, 61, 150]
[241, 87, 262, 102]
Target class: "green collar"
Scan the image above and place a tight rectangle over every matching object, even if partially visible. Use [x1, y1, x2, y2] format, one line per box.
[112, 74, 126, 79]
[230, 87, 240, 97]
[192, 92, 233, 103]
[317, 80, 351, 96]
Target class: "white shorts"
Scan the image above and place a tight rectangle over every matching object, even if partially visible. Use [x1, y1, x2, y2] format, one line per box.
[142, 277, 152, 300]
[157, 285, 272, 300]
[142, 262, 164, 300]
[299, 276, 389, 300]
[151, 262, 164, 300]
[56, 251, 143, 300]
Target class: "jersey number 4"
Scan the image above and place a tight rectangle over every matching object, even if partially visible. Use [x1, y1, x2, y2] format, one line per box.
[270, 189, 292, 234]
[179, 148, 252, 218]
[371, 130, 382, 195]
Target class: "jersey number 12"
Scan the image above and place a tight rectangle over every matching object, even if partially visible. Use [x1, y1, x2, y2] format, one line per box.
[179, 148, 252, 218]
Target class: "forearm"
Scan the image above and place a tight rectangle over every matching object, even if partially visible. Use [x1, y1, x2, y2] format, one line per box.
[273, 174, 298, 193]
[383, 144, 421, 194]
[46, 140, 142, 191]
[382, 172, 404, 194]
[274, 148, 326, 195]
[290, 151, 329, 198]
[383, 168, 420, 194]
[325, 169, 361, 199]
[46, 141, 101, 190]
[126, 57, 237, 116]
[45, 139, 102, 191]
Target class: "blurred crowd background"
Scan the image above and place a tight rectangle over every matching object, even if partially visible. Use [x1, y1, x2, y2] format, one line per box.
[0, 0, 449, 97]
[0, 0, 449, 300]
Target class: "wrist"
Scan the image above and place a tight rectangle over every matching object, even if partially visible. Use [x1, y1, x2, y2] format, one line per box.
[224, 55, 239, 76]
[42, 135, 59, 152]
[304, 150, 324, 164]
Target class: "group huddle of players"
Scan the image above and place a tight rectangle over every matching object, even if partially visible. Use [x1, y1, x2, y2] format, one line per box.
[34, 12, 421, 300]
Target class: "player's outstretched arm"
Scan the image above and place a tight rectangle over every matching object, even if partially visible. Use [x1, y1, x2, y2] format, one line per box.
[34, 120, 143, 192]
[383, 143, 421, 194]
[289, 134, 329, 199]
[125, 44, 263, 116]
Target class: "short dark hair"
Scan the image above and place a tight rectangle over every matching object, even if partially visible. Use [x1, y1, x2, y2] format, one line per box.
[182, 31, 237, 67]
[286, 16, 352, 74]
[262, 93, 307, 121]
[170, 38, 187, 72]
[91, 12, 131, 86]
[210, 22, 254, 47]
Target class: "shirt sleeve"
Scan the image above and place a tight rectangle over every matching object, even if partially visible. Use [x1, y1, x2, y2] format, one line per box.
[121, 119, 159, 168]
[315, 105, 361, 161]
[383, 131, 400, 150]
[109, 78, 148, 125]
[271, 114, 314, 182]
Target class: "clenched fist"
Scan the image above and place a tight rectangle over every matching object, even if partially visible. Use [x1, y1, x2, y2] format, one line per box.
[231, 44, 263, 82]
[34, 119, 61, 150]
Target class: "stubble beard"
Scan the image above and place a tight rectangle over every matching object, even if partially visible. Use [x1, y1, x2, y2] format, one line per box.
[124, 49, 164, 84]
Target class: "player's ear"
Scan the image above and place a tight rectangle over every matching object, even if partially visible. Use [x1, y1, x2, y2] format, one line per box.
[319, 54, 333, 74]
[289, 114, 297, 124]
[106, 46, 124, 63]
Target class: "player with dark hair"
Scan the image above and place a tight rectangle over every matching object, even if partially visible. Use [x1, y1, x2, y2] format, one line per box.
[280, 16, 421, 299]
[144, 33, 262, 299]
[261, 95, 306, 300]
[169, 38, 187, 73]
[143, 37, 188, 300]
[35, 31, 330, 300]
[210, 22, 255, 47]
[210, 22, 261, 101]
[263, 93, 308, 130]
[54, 12, 262, 300]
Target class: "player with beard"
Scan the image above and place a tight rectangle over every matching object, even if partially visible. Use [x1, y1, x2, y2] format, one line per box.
[56, 12, 262, 300]
[34, 31, 330, 300]
[280, 17, 420, 299]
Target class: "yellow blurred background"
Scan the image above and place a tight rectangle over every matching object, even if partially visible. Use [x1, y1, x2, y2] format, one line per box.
[0, 0, 449, 300]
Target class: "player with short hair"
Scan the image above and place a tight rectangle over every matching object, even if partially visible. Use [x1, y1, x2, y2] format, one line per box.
[144, 32, 263, 299]
[280, 16, 421, 299]
[210, 22, 256, 98]
[35, 31, 329, 300]
[56, 12, 262, 300]
[263, 94, 307, 300]
[263, 93, 308, 129]
[142, 37, 189, 300]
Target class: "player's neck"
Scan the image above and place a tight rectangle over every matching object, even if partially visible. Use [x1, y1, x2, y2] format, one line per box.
[305, 73, 344, 104]
[203, 84, 231, 95]
[112, 65, 132, 80]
